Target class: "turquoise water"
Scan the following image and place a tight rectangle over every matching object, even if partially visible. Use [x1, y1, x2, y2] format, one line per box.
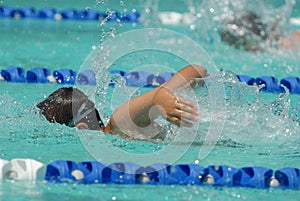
[1, 0, 300, 200]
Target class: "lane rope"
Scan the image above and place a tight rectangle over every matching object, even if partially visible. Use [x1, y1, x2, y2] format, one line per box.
[0, 5, 140, 22]
[1, 67, 299, 94]
[0, 158, 299, 189]
[1, 5, 300, 26]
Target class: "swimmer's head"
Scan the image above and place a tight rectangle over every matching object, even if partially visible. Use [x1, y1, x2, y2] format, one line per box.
[37, 87, 104, 130]
[220, 12, 268, 51]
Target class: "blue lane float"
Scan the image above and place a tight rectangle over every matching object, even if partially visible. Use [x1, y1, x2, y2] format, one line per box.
[77, 161, 106, 184]
[0, 5, 141, 22]
[60, 8, 78, 20]
[38, 7, 57, 19]
[233, 166, 273, 188]
[138, 163, 205, 185]
[254, 76, 285, 93]
[26, 67, 51, 83]
[0, 158, 299, 190]
[102, 11, 121, 22]
[16, 7, 36, 18]
[77, 10, 101, 21]
[124, 71, 155, 87]
[45, 160, 78, 182]
[1, 67, 300, 94]
[236, 74, 298, 94]
[280, 77, 300, 94]
[53, 69, 76, 85]
[0, 6, 14, 17]
[0, 67, 26, 82]
[60, 8, 102, 21]
[136, 163, 170, 185]
[275, 168, 300, 189]
[169, 164, 205, 185]
[103, 162, 142, 184]
[236, 74, 255, 85]
[123, 71, 175, 87]
[201, 165, 239, 187]
[123, 11, 141, 23]
[77, 70, 96, 85]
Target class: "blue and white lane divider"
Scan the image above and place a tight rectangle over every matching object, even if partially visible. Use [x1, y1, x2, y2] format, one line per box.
[237, 75, 300, 94]
[0, 67, 174, 87]
[1, 67, 300, 94]
[0, 6, 140, 22]
[0, 158, 299, 189]
[1, 5, 299, 27]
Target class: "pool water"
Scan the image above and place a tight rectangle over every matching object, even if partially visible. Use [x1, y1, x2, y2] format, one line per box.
[1, 0, 300, 200]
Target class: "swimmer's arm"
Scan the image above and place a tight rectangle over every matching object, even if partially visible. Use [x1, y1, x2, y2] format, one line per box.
[105, 64, 207, 134]
[160, 64, 207, 90]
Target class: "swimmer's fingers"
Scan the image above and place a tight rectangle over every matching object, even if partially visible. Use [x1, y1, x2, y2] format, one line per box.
[153, 87, 200, 127]
[171, 108, 200, 122]
[174, 98, 200, 121]
[166, 109, 199, 127]
[166, 106, 200, 128]
[166, 115, 194, 127]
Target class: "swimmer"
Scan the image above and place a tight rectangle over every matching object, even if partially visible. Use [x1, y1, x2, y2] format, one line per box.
[37, 64, 207, 139]
[220, 11, 300, 51]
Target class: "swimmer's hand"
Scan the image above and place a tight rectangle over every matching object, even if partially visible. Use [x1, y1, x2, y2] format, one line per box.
[153, 86, 200, 127]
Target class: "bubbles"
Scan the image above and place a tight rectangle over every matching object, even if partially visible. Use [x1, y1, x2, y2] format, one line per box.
[96, 0, 105, 5]
[142, 0, 161, 27]
[189, 24, 195, 30]
[197, 71, 300, 156]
